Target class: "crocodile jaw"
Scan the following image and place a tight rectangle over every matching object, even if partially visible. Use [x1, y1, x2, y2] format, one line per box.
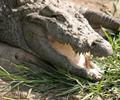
[48, 37, 103, 81]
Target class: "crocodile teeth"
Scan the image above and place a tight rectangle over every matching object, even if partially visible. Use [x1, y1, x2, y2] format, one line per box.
[48, 36, 94, 69]
[76, 53, 92, 69]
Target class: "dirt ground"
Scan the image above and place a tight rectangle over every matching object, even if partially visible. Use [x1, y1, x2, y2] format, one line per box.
[0, 0, 120, 100]
[71, 0, 120, 17]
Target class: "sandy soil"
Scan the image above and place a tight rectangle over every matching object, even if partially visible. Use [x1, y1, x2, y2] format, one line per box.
[71, 0, 120, 17]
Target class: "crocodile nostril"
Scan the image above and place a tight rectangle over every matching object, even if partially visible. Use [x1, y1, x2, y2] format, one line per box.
[91, 42, 96, 47]
[15, 54, 18, 59]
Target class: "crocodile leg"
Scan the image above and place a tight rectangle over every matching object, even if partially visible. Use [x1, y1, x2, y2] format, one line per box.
[80, 8, 120, 30]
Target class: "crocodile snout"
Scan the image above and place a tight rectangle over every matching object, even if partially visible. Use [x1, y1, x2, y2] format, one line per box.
[90, 38, 113, 57]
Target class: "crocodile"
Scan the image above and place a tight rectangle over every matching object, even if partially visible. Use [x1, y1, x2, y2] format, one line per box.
[0, 0, 120, 81]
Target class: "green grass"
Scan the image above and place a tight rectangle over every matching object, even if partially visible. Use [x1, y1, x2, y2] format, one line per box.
[0, 32, 120, 99]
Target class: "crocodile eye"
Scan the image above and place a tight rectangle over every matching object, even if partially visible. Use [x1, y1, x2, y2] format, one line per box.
[92, 42, 96, 46]
[39, 6, 66, 22]
[51, 14, 66, 22]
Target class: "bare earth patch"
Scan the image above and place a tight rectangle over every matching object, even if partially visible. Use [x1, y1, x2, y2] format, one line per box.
[71, 0, 120, 17]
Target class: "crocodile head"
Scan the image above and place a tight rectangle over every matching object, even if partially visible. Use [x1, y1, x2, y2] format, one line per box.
[38, 5, 113, 57]
[23, 2, 113, 81]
